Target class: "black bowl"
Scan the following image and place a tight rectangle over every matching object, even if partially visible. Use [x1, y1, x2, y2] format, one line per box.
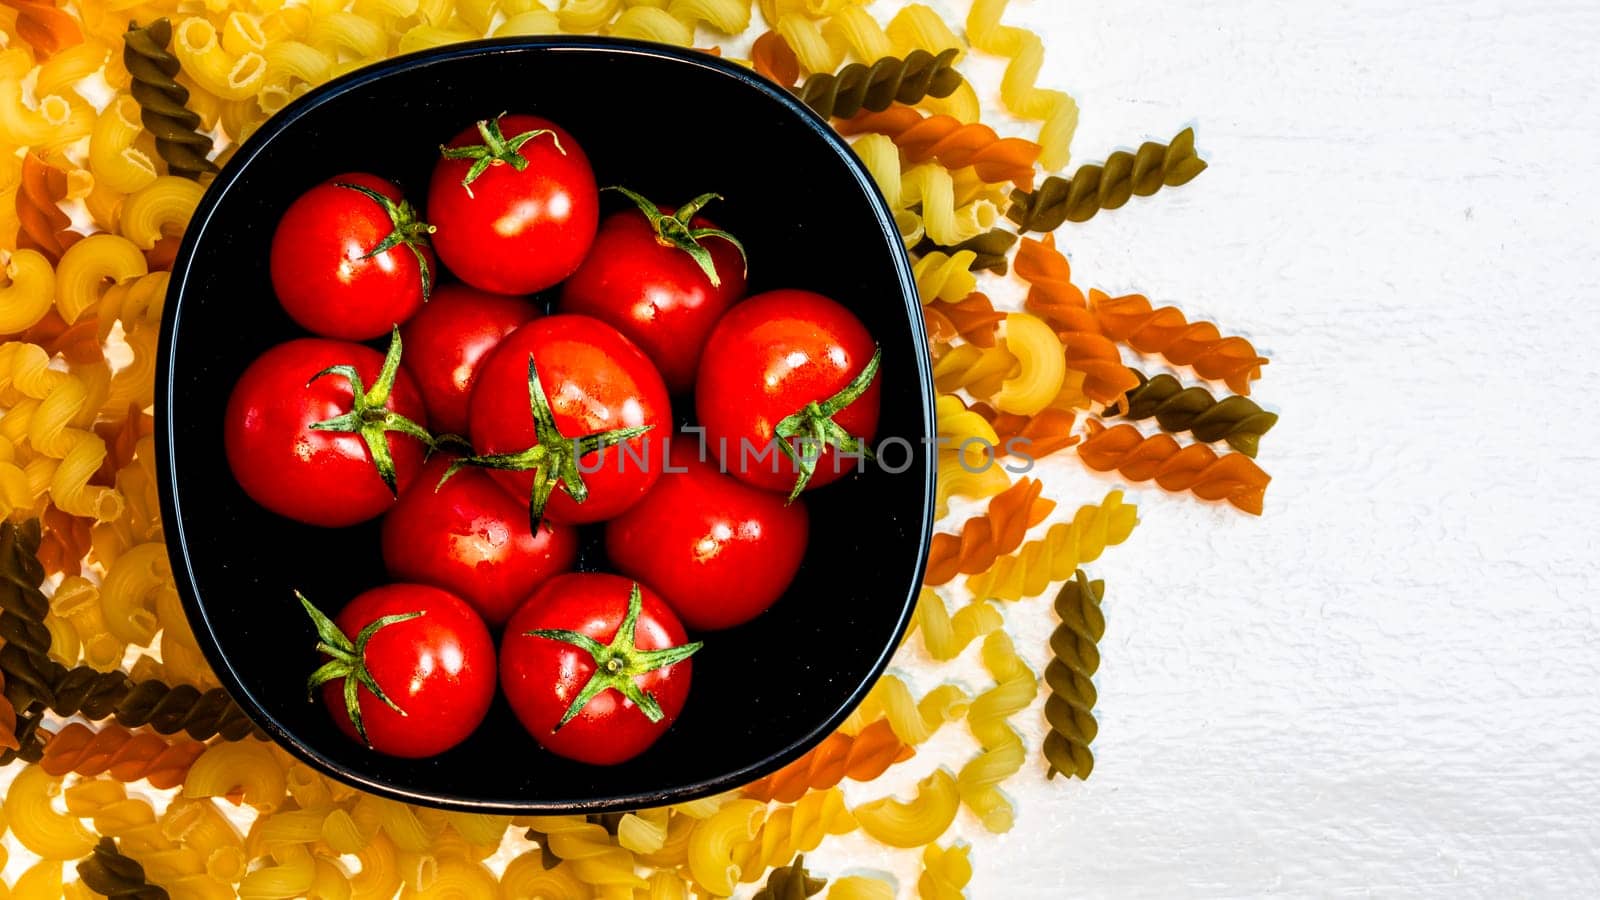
[158, 37, 934, 812]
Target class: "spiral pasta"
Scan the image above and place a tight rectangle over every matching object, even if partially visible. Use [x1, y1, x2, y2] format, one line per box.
[853, 674, 968, 746]
[917, 842, 972, 900]
[1009, 128, 1208, 230]
[124, 18, 219, 181]
[966, 490, 1138, 601]
[924, 476, 1054, 585]
[15, 153, 82, 264]
[1120, 370, 1278, 457]
[1077, 419, 1270, 514]
[853, 768, 959, 848]
[838, 105, 1039, 187]
[520, 815, 644, 894]
[742, 719, 914, 803]
[76, 837, 170, 900]
[1012, 237, 1140, 407]
[966, 0, 1076, 170]
[40, 721, 205, 788]
[913, 228, 1018, 276]
[912, 250, 977, 304]
[796, 49, 962, 120]
[2, 0, 85, 60]
[1090, 289, 1267, 395]
[922, 291, 1003, 351]
[730, 789, 855, 878]
[751, 29, 800, 86]
[958, 631, 1035, 832]
[1040, 569, 1106, 782]
[972, 401, 1082, 461]
[754, 855, 826, 900]
[933, 450, 1010, 519]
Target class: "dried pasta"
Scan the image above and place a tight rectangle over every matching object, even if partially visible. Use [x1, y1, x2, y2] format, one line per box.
[912, 228, 1018, 275]
[933, 450, 1010, 519]
[993, 313, 1065, 416]
[54, 234, 149, 325]
[89, 94, 160, 198]
[1077, 419, 1271, 515]
[972, 401, 1082, 461]
[121, 176, 205, 251]
[1090, 289, 1268, 395]
[75, 836, 170, 900]
[519, 815, 644, 894]
[966, 0, 1077, 169]
[40, 721, 205, 788]
[851, 674, 968, 745]
[827, 877, 895, 900]
[1008, 128, 1208, 230]
[751, 29, 800, 86]
[796, 49, 962, 120]
[853, 768, 959, 848]
[15, 154, 82, 264]
[922, 290, 1004, 348]
[754, 855, 826, 900]
[5, 764, 99, 859]
[932, 341, 1012, 398]
[124, 18, 219, 181]
[910, 589, 1002, 663]
[731, 788, 855, 877]
[917, 843, 972, 900]
[0, 248, 56, 334]
[742, 719, 914, 803]
[1044, 569, 1105, 780]
[2, 0, 85, 61]
[1015, 235, 1140, 406]
[958, 631, 1035, 832]
[912, 250, 977, 304]
[966, 490, 1138, 601]
[924, 476, 1054, 585]
[1121, 370, 1278, 457]
[837, 105, 1038, 187]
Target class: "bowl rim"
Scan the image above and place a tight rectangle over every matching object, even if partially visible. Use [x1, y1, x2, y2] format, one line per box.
[156, 35, 937, 813]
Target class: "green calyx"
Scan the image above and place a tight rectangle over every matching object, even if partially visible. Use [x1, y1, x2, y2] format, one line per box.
[606, 186, 747, 289]
[442, 352, 653, 527]
[774, 347, 883, 503]
[440, 116, 565, 193]
[523, 582, 702, 730]
[297, 590, 424, 747]
[334, 181, 437, 300]
[307, 326, 435, 496]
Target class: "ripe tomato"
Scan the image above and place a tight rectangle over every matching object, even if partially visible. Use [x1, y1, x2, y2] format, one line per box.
[428, 115, 598, 295]
[224, 335, 430, 527]
[463, 314, 671, 525]
[299, 584, 495, 758]
[606, 437, 808, 630]
[381, 455, 578, 627]
[500, 574, 699, 765]
[559, 189, 746, 394]
[270, 172, 436, 340]
[695, 290, 881, 499]
[398, 284, 538, 436]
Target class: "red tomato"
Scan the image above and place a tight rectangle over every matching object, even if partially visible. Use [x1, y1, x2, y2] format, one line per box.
[465, 314, 671, 524]
[224, 337, 429, 526]
[606, 437, 808, 630]
[299, 584, 495, 758]
[695, 290, 881, 498]
[559, 189, 746, 394]
[428, 115, 598, 295]
[381, 455, 578, 627]
[270, 172, 436, 340]
[398, 284, 538, 436]
[500, 574, 698, 765]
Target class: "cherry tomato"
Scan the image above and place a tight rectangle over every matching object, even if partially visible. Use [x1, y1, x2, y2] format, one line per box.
[695, 290, 881, 498]
[381, 455, 578, 627]
[559, 189, 747, 394]
[299, 584, 495, 758]
[398, 284, 539, 436]
[270, 172, 436, 340]
[224, 336, 429, 527]
[428, 115, 598, 295]
[606, 437, 808, 630]
[500, 574, 699, 765]
[465, 314, 671, 525]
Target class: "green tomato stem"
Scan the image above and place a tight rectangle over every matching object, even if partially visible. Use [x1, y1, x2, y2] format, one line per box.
[297, 590, 424, 747]
[774, 346, 883, 503]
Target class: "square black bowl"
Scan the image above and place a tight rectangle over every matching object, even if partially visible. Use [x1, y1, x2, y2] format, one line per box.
[157, 36, 935, 812]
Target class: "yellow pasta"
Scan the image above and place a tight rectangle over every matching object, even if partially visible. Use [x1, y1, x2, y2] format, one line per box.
[4, 766, 99, 860]
[967, 0, 1078, 169]
[932, 342, 1013, 400]
[0, 249, 56, 335]
[993, 313, 1066, 416]
[10, 860, 66, 900]
[183, 741, 289, 812]
[828, 876, 895, 900]
[853, 768, 960, 848]
[500, 852, 591, 899]
[730, 788, 855, 877]
[559, 0, 624, 32]
[239, 843, 318, 899]
[264, 40, 335, 87]
[0, 50, 95, 150]
[912, 250, 978, 304]
[97, 269, 169, 338]
[917, 843, 973, 900]
[849, 133, 922, 247]
[911, 588, 1003, 661]
[885, 4, 963, 60]
[98, 540, 168, 645]
[775, 13, 842, 73]
[901, 164, 999, 246]
[54, 233, 149, 324]
[89, 94, 161, 196]
[687, 798, 764, 895]
[121, 176, 206, 250]
[400, 855, 496, 898]
[957, 631, 1036, 833]
[521, 815, 644, 894]
[967, 491, 1139, 601]
[350, 833, 405, 900]
[175, 17, 270, 101]
[934, 450, 1010, 518]
[854, 673, 969, 745]
[0, 342, 124, 521]
[36, 41, 112, 96]
[495, 10, 563, 36]
[667, 0, 751, 35]
[609, 6, 694, 44]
